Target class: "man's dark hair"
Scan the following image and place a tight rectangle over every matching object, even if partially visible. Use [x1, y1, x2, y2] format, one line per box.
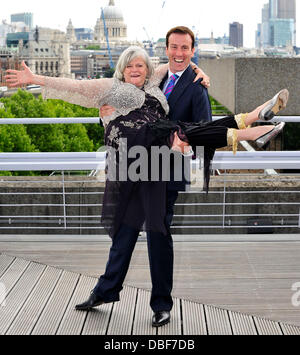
[166, 26, 195, 49]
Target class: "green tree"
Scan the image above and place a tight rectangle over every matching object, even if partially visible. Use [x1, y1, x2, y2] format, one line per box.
[283, 123, 300, 150]
[104, 68, 115, 78]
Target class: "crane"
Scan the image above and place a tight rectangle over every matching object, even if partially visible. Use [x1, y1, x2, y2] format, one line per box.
[142, 1, 167, 57]
[101, 7, 114, 69]
[143, 27, 154, 57]
[192, 26, 199, 65]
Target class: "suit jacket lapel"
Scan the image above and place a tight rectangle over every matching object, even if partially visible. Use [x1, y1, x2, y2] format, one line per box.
[167, 65, 194, 108]
[160, 73, 168, 90]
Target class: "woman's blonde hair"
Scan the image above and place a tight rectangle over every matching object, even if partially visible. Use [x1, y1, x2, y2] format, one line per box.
[114, 46, 154, 82]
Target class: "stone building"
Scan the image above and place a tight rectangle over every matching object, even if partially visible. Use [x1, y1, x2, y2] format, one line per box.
[0, 47, 20, 86]
[94, 0, 127, 43]
[19, 27, 71, 78]
[66, 19, 77, 44]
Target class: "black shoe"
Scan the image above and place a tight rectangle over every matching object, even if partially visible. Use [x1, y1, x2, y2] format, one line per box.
[255, 122, 285, 148]
[259, 89, 289, 121]
[75, 292, 104, 311]
[152, 311, 171, 327]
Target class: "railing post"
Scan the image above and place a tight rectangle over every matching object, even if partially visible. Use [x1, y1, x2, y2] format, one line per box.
[62, 171, 67, 230]
[222, 170, 227, 229]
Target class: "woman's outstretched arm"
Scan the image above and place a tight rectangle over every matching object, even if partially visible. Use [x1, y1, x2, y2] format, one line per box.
[5, 61, 113, 108]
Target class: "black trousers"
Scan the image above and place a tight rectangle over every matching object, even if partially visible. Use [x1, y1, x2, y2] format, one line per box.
[93, 222, 174, 312]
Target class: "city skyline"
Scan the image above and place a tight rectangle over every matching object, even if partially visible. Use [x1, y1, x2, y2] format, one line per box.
[1, 0, 299, 48]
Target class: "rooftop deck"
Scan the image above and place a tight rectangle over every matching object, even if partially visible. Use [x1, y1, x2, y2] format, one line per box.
[1, 235, 300, 335]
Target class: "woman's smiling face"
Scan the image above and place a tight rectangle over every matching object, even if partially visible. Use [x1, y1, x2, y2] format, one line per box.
[123, 57, 148, 88]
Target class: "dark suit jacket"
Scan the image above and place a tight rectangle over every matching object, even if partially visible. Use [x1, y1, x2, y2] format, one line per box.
[160, 65, 212, 191]
[160, 65, 212, 124]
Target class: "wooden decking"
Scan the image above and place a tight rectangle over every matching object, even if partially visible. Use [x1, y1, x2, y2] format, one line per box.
[1, 252, 300, 335]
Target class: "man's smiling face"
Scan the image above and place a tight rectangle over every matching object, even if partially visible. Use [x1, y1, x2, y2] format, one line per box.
[166, 33, 195, 73]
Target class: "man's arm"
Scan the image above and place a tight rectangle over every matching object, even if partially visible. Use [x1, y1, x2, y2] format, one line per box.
[192, 85, 212, 123]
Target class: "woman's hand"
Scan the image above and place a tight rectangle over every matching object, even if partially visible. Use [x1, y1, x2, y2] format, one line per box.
[100, 104, 116, 118]
[192, 65, 210, 88]
[5, 61, 34, 87]
[196, 72, 210, 88]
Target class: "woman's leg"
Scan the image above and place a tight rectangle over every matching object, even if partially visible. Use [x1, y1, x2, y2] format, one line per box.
[234, 88, 289, 127]
[236, 125, 273, 141]
[172, 123, 283, 154]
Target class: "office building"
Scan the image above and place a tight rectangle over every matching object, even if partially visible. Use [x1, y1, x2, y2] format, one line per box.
[257, 0, 296, 48]
[277, 0, 296, 21]
[269, 18, 295, 47]
[229, 22, 243, 48]
[10, 13, 33, 29]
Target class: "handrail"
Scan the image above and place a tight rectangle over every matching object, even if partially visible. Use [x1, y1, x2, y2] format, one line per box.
[0, 151, 299, 171]
[0, 116, 299, 125]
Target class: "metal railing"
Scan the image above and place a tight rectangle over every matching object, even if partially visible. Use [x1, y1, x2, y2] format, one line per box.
[0, 151, 299, 233]
[0, 116, 299, 234]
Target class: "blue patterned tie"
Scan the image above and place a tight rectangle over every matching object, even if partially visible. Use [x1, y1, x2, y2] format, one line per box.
[164, 74, 179, 100]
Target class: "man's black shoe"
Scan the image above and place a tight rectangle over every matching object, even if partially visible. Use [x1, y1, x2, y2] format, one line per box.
[75, 292, 104, 311]
[152, 311, 170, 327]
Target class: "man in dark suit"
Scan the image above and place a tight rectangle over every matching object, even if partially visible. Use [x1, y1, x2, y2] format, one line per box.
[150, 26, 212, 327]
[161, 25, 212, 220]
[76, 26, 211, 328]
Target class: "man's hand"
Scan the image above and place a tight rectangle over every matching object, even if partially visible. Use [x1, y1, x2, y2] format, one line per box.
[100, 104, 116, 118]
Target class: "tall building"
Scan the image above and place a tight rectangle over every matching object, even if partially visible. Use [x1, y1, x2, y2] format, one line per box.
[277, 0, 296, 45]
[269, 18, 295, 46]
[229, 22, 243, 48]
[10, 13, 33, 30]
[277, 0, 296, 21]
[257, 0, 296, 48]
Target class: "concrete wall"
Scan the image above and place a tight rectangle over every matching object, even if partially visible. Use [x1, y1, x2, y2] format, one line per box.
[199, 57, 300, 115]
[0, 177, 299, 235]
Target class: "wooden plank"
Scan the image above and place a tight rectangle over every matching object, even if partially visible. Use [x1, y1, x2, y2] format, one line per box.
[31, 270, 79, 335]
[158, 298, 181, 335]
[229, 311, 257, 335]
[107, 286, 137, 335]
[280, 322, 300, 335]
[205, 305, 232, 335]
[182, 300, 207, 335]
[0, 254, 15, 277]
[254, 317, 283, 335]
[82, 303, 113, 335]
[6, 266, 62, 335]
[56, 275, 96, 335]
[0, 262, 45, 335]
[0, 257, 30, 297]
[132, 289, 156, 335]
[3, 239, 300, 329]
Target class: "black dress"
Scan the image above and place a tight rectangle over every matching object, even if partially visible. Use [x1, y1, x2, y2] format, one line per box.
[102, 93, 238, 238]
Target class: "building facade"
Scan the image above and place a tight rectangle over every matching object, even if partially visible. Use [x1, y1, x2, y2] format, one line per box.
[10, 13, 33, 30]
[0, 47, 20, 86]
[94, 0, 127, 43]
[18, 27, 71, 78]
[257, 0, 296, 48]
[229, 22, 243, 48]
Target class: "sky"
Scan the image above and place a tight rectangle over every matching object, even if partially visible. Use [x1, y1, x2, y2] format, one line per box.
[1, 0, 299, 48]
